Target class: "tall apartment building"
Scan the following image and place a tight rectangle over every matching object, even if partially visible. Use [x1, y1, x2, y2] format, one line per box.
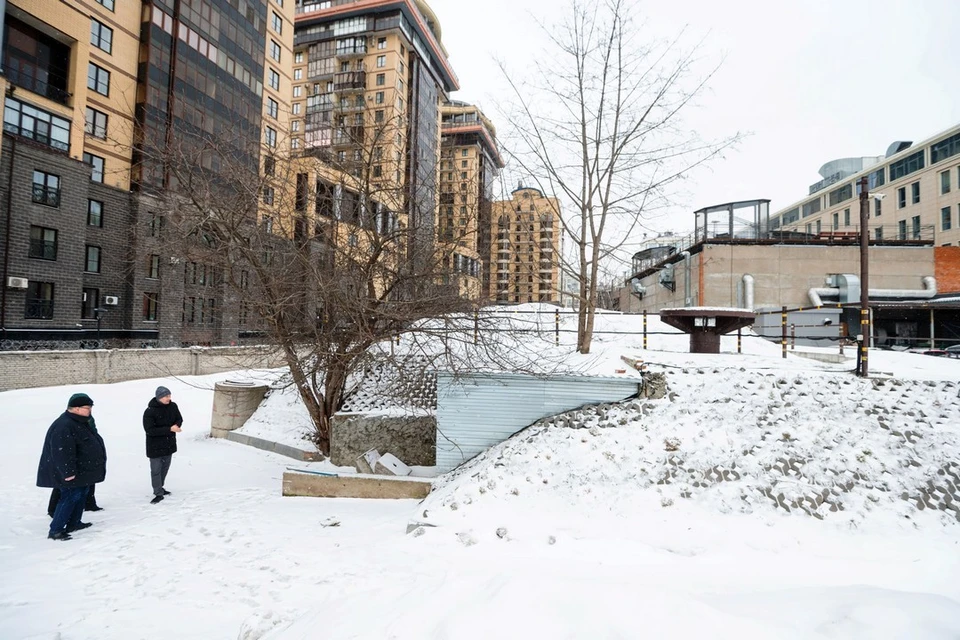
[770, 124, 960, 248]
[439, 100, 503, 300]
[290, 0, 458, 270]
[0, 0, 294, 349]
[489, 185, 561, 304]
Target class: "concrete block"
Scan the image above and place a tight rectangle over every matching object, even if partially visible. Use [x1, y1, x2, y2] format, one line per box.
[356, 449, 380, 474]
[374, 452, 411, 476]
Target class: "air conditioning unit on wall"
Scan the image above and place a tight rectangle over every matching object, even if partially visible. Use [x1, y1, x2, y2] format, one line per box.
[103, 295, 119, 306]
[6, 277, 28, 289]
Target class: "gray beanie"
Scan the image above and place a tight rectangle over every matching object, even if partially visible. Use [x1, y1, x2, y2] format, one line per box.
[155, 386, 172, 400]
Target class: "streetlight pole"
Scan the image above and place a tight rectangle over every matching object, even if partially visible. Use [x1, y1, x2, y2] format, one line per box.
[94, 307, 105, 348]
[858, 176, 870, 378]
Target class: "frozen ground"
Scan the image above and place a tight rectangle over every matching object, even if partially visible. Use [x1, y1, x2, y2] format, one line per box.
[1, 309, 959, 639]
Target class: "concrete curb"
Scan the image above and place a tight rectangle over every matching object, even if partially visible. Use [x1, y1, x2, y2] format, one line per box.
[224, 431, 322, 461]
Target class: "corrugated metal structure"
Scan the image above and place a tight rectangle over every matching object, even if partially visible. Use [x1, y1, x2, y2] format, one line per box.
[435, 372, 641, 472]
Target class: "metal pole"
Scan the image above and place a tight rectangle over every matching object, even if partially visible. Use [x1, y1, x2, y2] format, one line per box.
[474, 308, 479, 345]
[858, 176, 870, 377]
[737, 327, 742, 354]
[929, 308, 935, 349]
[790, 323, 796, 350]
[643, 309, 648, 349]
[781, 306, 787, 359]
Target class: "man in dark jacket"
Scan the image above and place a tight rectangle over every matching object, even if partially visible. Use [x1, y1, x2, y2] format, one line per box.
[47, 411, 104, 517]
[143, 386, 183, 504]
[37, 393, 107, 540]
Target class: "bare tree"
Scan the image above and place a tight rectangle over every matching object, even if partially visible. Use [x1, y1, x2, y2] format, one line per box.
[498, 0, 740, 353]
[132, 101, 491, 454]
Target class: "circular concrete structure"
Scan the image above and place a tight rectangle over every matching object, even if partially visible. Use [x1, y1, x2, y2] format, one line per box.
[210, 381, 269, 438]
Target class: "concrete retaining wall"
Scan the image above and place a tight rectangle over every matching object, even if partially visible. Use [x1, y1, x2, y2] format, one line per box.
[0, 346, 284, 391]
[282, 471, 432, 499]
[330, 413, 436, 467]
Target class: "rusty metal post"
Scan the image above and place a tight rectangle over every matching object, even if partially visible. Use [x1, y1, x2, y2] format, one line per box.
[737, 327, 742, 354]
[643, 309, 648, 349]
[790, 323, 796, 350]
[781, 306, 787, 359]
[859, 176, 870, 377]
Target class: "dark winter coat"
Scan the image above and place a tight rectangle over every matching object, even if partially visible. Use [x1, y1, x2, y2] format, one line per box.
[143, 397, 183, 458]
[37, 411, 107, 489]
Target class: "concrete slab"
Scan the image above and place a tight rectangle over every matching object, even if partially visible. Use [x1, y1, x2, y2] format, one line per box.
[282, 471, 432, 500]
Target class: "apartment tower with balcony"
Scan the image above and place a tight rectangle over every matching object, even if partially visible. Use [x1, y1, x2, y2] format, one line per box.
[489, 185, 561, 304]
[438, 100, 503, 300]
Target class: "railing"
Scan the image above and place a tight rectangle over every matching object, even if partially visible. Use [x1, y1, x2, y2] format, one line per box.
[334, 71, 366, 91]
[2, 61, 71, 105]
[28, 239, 57, 260]
[32, 185, 61, 207]
[336, 44, 367, 56]
[25, 299, 54, 319]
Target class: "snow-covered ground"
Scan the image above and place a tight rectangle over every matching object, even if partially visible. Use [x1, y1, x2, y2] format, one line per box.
[2, 308, 960, 639]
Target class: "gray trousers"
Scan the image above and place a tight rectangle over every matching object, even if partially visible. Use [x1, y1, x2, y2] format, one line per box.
[150, 455, 172, 496]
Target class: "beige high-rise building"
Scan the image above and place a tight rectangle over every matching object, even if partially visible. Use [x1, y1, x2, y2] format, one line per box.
[489, 186, 561, 304]
[438, 101, 503, 300]
[290, 0, 459, 261]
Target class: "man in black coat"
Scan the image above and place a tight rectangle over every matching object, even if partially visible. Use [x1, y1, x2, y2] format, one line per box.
[143, 386, 183, 504]
[47, 409, 104, 517]
[37, 393, 106, 540]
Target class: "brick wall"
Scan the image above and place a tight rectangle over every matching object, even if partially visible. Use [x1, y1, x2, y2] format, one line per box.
[0, 346, 285, 391]
[934, 246, 960, 294]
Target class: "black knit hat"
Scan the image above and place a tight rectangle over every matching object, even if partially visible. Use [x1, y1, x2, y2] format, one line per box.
[67, 393, 94, 408]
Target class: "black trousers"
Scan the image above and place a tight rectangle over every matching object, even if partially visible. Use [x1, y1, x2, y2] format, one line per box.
[48, 484, 99, 517]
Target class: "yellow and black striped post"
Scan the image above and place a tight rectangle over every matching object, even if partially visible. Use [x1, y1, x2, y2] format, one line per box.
[781, 306, 787, 359]
[643, 310, 648, 350]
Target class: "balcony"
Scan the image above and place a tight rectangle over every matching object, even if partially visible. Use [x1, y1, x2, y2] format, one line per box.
[3, 61, 71, 105]
[25, 299, 54, 319]
[334, 71, 366, 92]
[32, 185, 61, 208]
[336, 44, 367, 57]
[29, 239, 57, 260]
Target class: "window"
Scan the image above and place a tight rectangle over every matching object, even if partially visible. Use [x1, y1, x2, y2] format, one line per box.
[4, 97, 71, 151]
[267, 97, 279, 118]
[83, 153, 105, 183]
[828, 183, 853, 206]
[32, 171, 60, 207]
[931, 132, 960, 164]
[912, 215, 921, 239]
[294, 68, 302, 80]
[375, 109, 384, 123]
[149, 254, 161, 279]
[889, 150, 924, 181]
[85, 107, 108, 139]
[376, 55, 385, 68]
[292, 120, 300, 131]
[265, 126, 277, 148]
[911, 181, 920, 204]
[461, 160, 468, 168]
[96, 0, 115, 10]
[270, 40, 281, 62]
[25, 281, 54, 319]
[373, 165, 382, 177]
[897, 187, 906, 209]
[942, 170, 951, 195]
[376, 73, 385, 86]
[943, 206, 953, 231]
[291, 138, 299, 149]
[149, 213, 163, 237]
[874, 197, 882, 217]
[295, 52, 303, 64]
[87, 63, 110, 95]
[268, 68, 280, 90]
[293, 85, 302, 97]
[90, 19, 112, 53]
[377, 37, 386, 49]
[88, 200, 103, 227]
[272, 12, 283, 34]
[292, 102, 301, 115]
[85, 245, 101, 273]
[832, 212, 839, 230]
[874, 226, 883, 241]
[263, 186, 275, 205]
[81, 288, 99, 320]
[143, 293, 159, 321]
[264, 156, 275, 176]
[843, 208, 850, 226]
[29, 226, 57, 260]
[375, 91, 384, 104]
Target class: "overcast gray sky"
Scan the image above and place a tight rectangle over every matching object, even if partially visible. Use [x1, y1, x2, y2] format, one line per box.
[429, 0, 960, 234]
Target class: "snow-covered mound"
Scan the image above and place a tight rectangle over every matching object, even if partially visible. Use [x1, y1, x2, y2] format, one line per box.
[418, 367, 960, 539]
